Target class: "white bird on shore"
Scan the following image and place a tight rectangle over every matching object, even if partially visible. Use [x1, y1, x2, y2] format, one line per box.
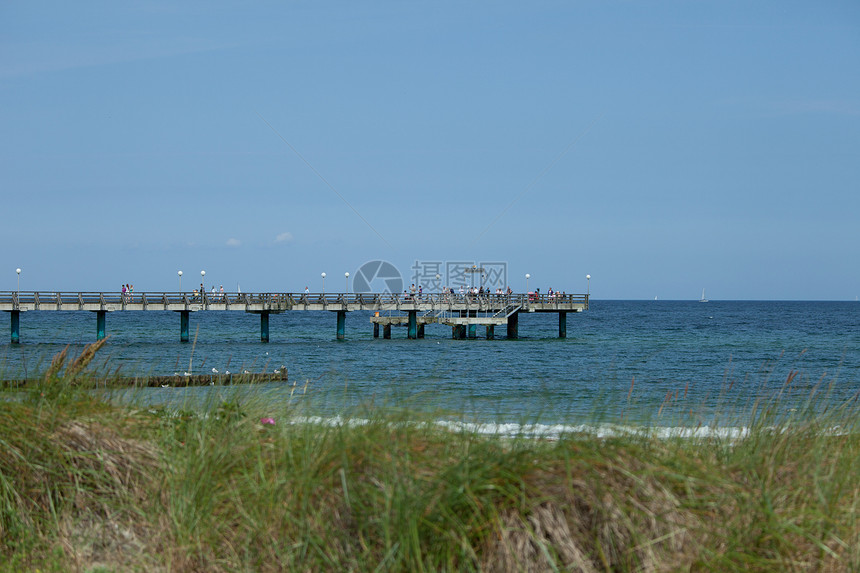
[224, 370, 230, 375]
[243, 369, 250, 374]
[212, 368, 219, 374]
[183, 372, 192, 376]
[161, 384, 170, 388]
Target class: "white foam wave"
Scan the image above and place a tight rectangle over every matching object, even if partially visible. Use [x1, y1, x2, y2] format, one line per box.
[286, 416, 753, 440]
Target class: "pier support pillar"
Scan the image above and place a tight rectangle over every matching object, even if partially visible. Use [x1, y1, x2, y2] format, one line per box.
[337, 310, 346, 340]
[407, 311, 417, 339]
[180, 311, 190, 343]
[260, 312, 270, 343]
[468, 324, 477, 339]
[11, 311, 20, 344]
[558, 311, 567, 339]
[452, 325, 466, 339]
[507, 312, 519, 339]
[486, 325, 495, 340]
[383, 324, 391, 339]
[373, 322, 379, 338]
[96, 311, 106, 340]
[417, 324, 425, 339]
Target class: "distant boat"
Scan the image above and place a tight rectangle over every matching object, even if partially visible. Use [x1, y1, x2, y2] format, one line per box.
[699, 288, 708, 303]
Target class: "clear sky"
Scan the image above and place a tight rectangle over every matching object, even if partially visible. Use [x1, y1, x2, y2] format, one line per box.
[2, 1, 858, 299]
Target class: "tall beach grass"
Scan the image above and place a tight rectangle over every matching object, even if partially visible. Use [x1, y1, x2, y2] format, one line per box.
[0, 341, 859, 571]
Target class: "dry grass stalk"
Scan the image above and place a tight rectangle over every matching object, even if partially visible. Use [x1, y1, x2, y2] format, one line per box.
[51, 420, 163, 570]
[486, 504, 598, 573]
[482, 449, 703, 573]
[53, 420, 159, 494]
[64, 337, 109, 381]
[59, 512, 158, 573]
[43, 344, 69, 381]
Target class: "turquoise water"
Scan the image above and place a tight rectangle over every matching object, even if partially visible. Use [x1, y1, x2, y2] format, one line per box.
[2, 301, 858, 429]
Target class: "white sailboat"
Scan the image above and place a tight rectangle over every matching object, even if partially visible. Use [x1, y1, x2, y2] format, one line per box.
[699, 288, 708, 303]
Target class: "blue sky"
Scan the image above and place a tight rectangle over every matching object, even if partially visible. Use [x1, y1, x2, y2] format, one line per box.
[1, 1, 858, 299]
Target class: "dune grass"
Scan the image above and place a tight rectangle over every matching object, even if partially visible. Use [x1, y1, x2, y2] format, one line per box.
[1, 342, 859, 571]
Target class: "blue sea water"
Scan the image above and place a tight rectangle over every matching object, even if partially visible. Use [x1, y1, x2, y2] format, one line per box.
[2, 301, 859, 431]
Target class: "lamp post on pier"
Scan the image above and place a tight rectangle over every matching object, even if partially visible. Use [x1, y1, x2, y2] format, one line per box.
[178, 270, 183, 292]
[16, 268, 21, 293]
[321, 272, 326, 295]
[525, 273, 530, 293]
[344, 272, 349, 294]
[465, 265, 483, 291]
[586, 274, 591, 297]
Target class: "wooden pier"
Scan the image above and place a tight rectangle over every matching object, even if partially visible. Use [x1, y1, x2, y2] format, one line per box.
[0, 291, 588, 343]
[1, 369, 289, 389]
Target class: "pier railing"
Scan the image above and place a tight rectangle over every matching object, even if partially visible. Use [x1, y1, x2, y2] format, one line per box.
[0, 291, 588, 312]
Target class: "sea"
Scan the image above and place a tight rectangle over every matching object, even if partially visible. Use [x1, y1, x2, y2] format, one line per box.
[2, 300, 859, 437]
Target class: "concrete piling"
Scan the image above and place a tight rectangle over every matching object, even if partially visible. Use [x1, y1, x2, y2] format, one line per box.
[261, 312, 270, 343]
[10, 310, 19, 344]
[180, 311, 190, 342]
[96, 310, 106, 340]
[407, 310, 417, 339]
[337, 310, 346, 340]
[506, 312, 519, 339]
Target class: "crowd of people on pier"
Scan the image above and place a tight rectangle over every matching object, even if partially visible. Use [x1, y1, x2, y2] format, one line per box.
[399, 283, 568, 303]
[121, 283, 134, 302]
[191, 283, 227, 302]
[114, 283, 571, 304]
